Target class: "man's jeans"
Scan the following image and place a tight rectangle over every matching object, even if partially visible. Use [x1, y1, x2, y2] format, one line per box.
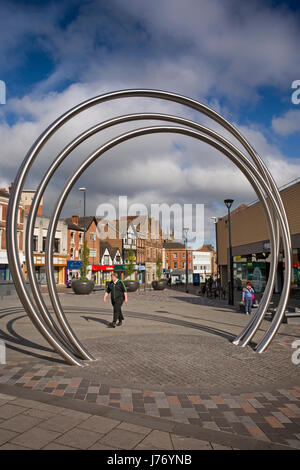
[245, 297, 253, 314]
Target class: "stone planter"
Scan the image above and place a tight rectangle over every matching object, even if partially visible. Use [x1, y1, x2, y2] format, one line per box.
[124, 280, 139, 292]
[152, 279, 167, 290]
[72, 280, 94, 295]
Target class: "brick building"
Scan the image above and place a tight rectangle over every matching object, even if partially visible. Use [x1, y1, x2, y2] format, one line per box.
[20, 189, 43, 216]
[64, 215, 99, 281]
[0, 187, 24, 280]
[96, 216, 163, 284]
[163, 241, 193, 284]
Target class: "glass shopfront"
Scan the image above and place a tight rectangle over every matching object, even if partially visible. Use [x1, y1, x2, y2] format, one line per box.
[234, 256, 268, 293]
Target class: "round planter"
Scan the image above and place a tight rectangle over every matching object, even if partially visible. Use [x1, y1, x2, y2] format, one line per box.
[124, 280, 139, 292]
[72, 280, 94, 295]
[152, 279, 167, 290]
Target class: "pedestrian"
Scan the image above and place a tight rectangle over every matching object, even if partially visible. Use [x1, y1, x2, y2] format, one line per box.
[103, 272, 128, 328]
[242, 281, 255, 315]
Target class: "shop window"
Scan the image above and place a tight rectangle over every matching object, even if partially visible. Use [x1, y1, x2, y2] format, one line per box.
[33, 235, 38, 252]
[54, 238, 60, 253]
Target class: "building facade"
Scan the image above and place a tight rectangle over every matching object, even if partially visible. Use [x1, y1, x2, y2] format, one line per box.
[193, 245, 216, 281]
[216, 178, 300, 296]
[0, 188, 24, 281]
[64, 216, 99, 282]
[163, 241, 193, 283]
[23, 214, 68, 284]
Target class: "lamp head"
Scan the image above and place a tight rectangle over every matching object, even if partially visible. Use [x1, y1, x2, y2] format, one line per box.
[224, 199, 234, 209]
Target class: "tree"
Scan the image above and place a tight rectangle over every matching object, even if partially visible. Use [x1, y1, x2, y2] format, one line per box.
[80, 240, 90, 281]
[156, 252, 162, 280]
[126, 247, 136, 279]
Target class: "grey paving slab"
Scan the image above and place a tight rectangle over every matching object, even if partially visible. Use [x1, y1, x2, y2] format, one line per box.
[0, 403, 28, 419]
[135, 430, 174, 450]
[171, 434, 212, 450]
[211, 443, 233, 450]
[22, 408, 58, 420]
[100, 428, 145, 450]
[77, 415, 120, 434]
[10, 426, 61, 449]
[12, 398, 46, 408]
[0, 442, 30, 450]
[0, 414, 42, 433]
[42, 442, 79, 450]
[89, 442, 121, 450]
[55, 427, 103, 450]
[39, 414, 86, 433]
[117, 421, 152, 436]
[0, 427, 18, 446]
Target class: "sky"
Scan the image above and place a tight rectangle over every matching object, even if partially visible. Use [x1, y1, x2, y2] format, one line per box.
[0, 0, 299, 247]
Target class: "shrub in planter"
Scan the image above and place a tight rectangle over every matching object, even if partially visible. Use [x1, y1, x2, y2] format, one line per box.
[152, 253, 166, 290]
[124, 248, 139, 292]
[72, 240, 94, 295]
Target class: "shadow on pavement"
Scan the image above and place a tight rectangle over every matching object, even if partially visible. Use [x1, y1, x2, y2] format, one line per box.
[0, 308, 68, 365]
[81, 310, 236, 342]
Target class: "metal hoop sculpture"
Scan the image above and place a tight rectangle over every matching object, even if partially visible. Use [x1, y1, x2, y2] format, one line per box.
[7, 89, 292, 366]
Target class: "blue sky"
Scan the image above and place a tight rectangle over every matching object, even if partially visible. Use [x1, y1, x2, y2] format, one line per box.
[0, 0, 299, 245]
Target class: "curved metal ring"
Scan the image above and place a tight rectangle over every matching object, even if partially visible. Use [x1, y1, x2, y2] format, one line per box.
[6, 89, 291, 365]
[28, 113, 279, 361]
[46, 125, 291, 355]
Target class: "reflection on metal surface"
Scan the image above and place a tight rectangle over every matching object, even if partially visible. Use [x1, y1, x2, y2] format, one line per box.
[6, 90, 291, 365]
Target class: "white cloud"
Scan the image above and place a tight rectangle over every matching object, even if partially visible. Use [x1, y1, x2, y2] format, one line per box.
[272, 109, 300, 136]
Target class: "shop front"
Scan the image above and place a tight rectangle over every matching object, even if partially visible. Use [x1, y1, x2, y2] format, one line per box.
[27, 254, 67, 285]
[136, 265, 145, 284]
[92, 264, 114, 284]
[66, 260, 82, 285]
[233, 255, 269, 293]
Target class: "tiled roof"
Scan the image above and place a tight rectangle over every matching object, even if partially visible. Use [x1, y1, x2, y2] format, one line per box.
[163, 242, 185, 249]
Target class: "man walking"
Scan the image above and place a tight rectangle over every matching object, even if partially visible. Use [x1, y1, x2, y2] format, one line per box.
[104, 272, 127, 328]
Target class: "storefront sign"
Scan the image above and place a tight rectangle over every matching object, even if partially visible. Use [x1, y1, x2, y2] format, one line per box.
[67, 260, 82, 270]
[136, 265, 145, 271]
[114, 265, 126, 271]
[92, 265, 114, 271]
[34, 255, 67, 266]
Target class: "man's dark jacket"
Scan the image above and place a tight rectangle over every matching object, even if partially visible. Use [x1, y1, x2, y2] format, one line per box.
[105, 279, 127, 303]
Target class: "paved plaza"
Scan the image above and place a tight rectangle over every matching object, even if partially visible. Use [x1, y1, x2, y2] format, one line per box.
[0, 287, 299, 450]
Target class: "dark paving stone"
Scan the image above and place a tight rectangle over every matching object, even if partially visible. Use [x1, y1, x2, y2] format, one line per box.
[159, 409, 172, 417]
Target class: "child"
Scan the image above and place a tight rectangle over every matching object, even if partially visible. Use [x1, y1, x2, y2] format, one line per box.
[242, 282, 255, 315]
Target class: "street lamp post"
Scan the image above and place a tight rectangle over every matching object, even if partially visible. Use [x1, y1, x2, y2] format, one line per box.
[183, 227, 189, 293]
[79, 187, 86, 244]
[224, 199, 234, 306]
[211, 216, 220, 299]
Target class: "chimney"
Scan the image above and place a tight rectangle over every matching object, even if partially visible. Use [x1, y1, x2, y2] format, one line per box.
[8, 182, 14, 194]
[72, 215, 79, 224]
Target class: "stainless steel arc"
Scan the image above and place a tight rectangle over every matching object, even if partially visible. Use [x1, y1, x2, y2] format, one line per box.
[42, 114, 279, 355]
[6, 89, 291, 366]
[46, 125, 291, 355]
